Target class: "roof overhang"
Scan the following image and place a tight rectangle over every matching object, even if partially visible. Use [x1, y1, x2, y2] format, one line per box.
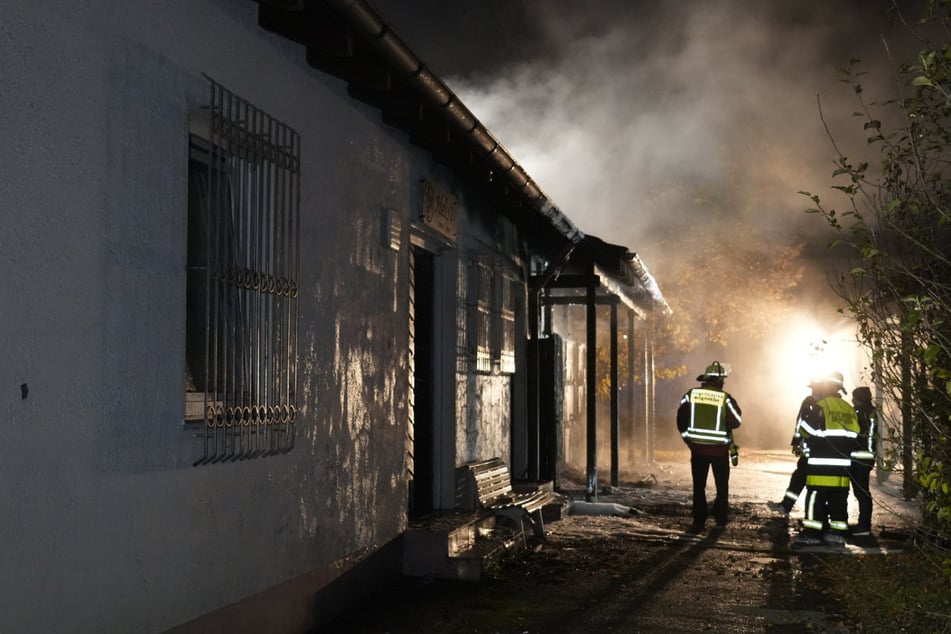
[542, 236, 671, 317]
[257, 0, 583, 261]
[256, 0, 670, 315]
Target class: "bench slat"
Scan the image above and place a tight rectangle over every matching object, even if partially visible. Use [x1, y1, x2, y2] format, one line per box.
[459, 457, 565, 539]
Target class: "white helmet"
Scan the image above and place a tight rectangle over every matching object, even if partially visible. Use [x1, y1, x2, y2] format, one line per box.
[809, 371, 845, 394]
[697, 361, 730, 382]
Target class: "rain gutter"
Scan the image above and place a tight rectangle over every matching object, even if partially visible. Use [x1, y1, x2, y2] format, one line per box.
[624, 253, 672, 315]
[322, 0, 585, 246]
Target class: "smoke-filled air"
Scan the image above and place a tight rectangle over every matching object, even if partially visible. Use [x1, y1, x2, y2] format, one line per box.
[373, 0, 922, 448]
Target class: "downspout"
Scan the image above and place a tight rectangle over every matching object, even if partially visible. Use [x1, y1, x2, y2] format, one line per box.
[526, 243, 576, 481]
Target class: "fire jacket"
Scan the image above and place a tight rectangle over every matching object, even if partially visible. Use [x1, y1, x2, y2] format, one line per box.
[796, 395, 860, 488]
[851, 403, 878, 466]
[677, 384, 742, 456]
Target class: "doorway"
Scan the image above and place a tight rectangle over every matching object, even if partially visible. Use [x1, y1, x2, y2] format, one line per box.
[409, 245, 436, 517]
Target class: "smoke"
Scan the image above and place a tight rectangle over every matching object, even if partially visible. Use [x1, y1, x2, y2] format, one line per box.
[445, 1, 908, 247]
[372, 0, 921, 447]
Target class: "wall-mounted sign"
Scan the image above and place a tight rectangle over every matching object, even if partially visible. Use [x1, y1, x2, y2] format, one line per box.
[421, 179, 458, 241]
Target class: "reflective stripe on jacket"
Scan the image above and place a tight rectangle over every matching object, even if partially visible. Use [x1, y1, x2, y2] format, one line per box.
[679, 387, 740, 445]
[798, 396, 859, 489]
[851, 407, 877, 463]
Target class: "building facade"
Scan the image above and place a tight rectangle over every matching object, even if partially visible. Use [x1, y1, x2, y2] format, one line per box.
[1, 2, 666, 632]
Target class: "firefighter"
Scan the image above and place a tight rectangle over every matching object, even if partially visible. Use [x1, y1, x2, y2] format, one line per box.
[677, 361, 743, 533]
[768, 385, 813, 516]
[849, 386, 878, 537]
[793, 371, 860, 545]
[767, 433, 807, 516]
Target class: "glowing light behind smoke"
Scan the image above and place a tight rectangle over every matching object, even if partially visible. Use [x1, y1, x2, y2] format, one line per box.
[765, 310, 868, 437]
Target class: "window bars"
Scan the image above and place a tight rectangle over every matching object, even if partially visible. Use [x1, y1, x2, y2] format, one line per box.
[465, 255, 519, 375]
[187, 76, 300, 464]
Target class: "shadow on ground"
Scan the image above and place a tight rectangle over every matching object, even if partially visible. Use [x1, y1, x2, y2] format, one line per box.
[317, 452, 915, 634]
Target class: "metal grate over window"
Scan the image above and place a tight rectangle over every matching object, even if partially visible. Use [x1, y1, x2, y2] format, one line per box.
[499, 274, 518, 374]
[464, 254, 519, 375]
[473, 259, 494, 374]
[186, 76, 300, 464]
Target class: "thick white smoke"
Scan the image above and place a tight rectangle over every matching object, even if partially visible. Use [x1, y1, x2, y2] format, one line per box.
[372, 0, 921, 447]
[444, 1, 907, 254]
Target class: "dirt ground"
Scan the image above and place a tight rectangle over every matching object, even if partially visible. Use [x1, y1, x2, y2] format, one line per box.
[318, 451, 918, 634]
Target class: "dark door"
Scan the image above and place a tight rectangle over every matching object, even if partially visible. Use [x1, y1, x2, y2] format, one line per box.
[409, 246, 435, 517]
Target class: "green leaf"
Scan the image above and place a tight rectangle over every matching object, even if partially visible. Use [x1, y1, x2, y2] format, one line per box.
[912, 76, 935, 87]
[832, 185, 856, 194]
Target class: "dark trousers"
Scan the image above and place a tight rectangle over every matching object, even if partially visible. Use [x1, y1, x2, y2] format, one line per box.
[803, 486, 849, 536]
[849, 461, 873, 528]
[781, 455, 808, 511]
[690, 454, 730, 526]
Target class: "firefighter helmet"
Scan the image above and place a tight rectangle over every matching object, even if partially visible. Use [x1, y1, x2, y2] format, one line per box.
[697, 361, 730, 382]
[852, 386, 872, 404]
[809, 371, 845, 393]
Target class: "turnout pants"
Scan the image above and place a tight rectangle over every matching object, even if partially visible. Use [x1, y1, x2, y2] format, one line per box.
[781, 455, 807, 512]
[849, 460, 873, 529]
[690, 453, 730, 526]
[803, 486, 849, 537]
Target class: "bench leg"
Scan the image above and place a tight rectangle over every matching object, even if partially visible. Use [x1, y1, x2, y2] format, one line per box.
[530, 509, 546, 538]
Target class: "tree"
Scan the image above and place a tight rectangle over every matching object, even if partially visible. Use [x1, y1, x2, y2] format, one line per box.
[802, 0, 951, 575]
[649, 195, 804, 381]
[586, 198, 804, 398]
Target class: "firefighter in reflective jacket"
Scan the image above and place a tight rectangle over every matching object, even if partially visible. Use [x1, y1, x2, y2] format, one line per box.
[849, 386, 878, 537]
[677, 361, 742, 532]
[794, 371, 860, 544]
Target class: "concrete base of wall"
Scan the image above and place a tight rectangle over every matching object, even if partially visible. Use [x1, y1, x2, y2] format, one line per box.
[164, 538, 403, 634]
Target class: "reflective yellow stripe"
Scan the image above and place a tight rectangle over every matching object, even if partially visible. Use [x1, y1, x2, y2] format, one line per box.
[685, 387, 732, 444]
[806, 474, 850, 487]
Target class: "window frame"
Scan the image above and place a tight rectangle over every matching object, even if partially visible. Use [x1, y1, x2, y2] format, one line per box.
[185, 77, 301, 464]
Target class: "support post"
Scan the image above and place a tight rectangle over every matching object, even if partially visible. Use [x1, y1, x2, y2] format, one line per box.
[626, 309, 636, 463]
[610, 301, 619, 487]
[586, 281, 598, 501]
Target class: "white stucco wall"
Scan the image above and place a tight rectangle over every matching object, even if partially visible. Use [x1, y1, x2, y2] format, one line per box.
[0, 2, 519, 632]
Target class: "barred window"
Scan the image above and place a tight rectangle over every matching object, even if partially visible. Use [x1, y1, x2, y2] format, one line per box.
[456, 260, 470, 374]
[466, 256, 519, 375]
[186, 77, 300, 464]
[472, 259, 495, 373]
[499, 273, 517, 373]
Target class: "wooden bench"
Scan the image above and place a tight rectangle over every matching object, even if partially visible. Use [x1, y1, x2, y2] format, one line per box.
[457, 457, 563, 538]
